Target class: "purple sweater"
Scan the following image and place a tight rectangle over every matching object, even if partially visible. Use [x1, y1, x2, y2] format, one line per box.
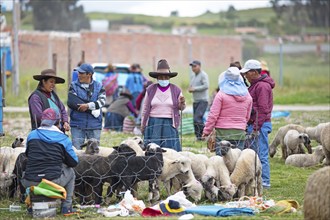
[29, 92, 69, 127]
[248, 74, 275, 131]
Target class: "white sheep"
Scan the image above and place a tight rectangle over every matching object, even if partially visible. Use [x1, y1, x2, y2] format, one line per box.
[283, 130, 312, 159]
[0, 147, 26, 175]
[230, 149, 262, 198]
[120, 138, 145, 156]
[305, 122, 330, 143]
[285, 145, 325, 167]
[218, 140, 242, 174]
[202, 156, 236, 202]
[304, 166, 330, 220]
[159, 155, 192, 195]
[179, 151, 208, 180]
[269, 124, 305, 158]
[171, 168, 204, 202]
[320, 123, 330, 166]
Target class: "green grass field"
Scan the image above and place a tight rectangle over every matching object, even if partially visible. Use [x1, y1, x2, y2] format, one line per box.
[0, 110, 329, 219]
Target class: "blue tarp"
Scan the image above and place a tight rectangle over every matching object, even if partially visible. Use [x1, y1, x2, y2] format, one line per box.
[185, 205, 255, 217]
[0, 46, 13, 74]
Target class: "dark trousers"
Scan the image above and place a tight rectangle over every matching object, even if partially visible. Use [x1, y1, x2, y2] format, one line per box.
[193, 101, 208, 140]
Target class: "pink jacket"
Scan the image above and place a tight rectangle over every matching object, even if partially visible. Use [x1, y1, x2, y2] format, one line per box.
[203, 91, 252, 135]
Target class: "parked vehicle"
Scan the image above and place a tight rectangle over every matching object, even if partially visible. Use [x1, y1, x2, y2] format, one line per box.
[92, 63, 130, 86]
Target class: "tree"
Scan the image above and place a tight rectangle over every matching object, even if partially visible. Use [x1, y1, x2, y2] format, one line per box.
[226, 5, 237, 20]
[270, 0, 329, 28]
[28, 0, 90, 31]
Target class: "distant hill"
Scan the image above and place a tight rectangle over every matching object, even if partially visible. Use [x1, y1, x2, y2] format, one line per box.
[3, 7, 328, 35]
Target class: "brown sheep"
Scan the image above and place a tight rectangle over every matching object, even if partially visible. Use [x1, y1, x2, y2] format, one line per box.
[303, 166, 330, 220]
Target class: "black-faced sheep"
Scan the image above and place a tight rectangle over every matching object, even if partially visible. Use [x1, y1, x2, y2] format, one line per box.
[320, 123, 330, 165]
[303, 166, 330, 220]
[74, 144, 137, 204]
[11, 137, 25, 148]
[230, 149, 262, 198]
[110, 143, 166, 202]
[305, 122, 330, 143]
[269, 124, 305, 158]
[75, 138, 100, 155]
[10, 152, 27, 202]
[283, 130, 312, 159]
[285, 145, 325, 167]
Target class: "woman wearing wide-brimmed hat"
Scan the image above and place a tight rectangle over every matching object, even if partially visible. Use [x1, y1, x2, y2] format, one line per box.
[28, 69, 70, 131]
[104, 90, 137, 132]
[141, 59, 186, 151]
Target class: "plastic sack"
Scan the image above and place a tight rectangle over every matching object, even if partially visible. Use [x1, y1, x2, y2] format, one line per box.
[119, 190, 146, 213]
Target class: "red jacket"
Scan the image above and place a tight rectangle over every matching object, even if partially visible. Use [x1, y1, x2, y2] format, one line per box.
[248, 75, 275, 131]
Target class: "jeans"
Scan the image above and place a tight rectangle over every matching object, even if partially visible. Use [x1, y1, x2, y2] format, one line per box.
[21, 165, 75, 209]
[71, 127, 101, 149]
[247, 122, 272, 187]
[193, 101, 208, 140]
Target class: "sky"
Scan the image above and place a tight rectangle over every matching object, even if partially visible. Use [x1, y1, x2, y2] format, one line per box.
[1, 0, 270, 17]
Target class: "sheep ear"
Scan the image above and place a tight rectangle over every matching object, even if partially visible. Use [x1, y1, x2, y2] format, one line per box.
[171, 160, 180, 164]
[298, 135, 303, 139]
[80, 142, 87, 149]
[183, 182, 192, 188]
[20, 138, 24, 142]
[113, 146, 119, 151]
[161, 149, 167, 153]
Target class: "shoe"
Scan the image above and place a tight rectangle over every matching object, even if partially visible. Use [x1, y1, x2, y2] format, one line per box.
[61, 206, 78, 216]
[262, 184, 271, 190]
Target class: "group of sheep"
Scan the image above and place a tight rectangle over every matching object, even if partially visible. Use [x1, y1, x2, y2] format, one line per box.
[0, 135, 264, 205]
[269, 122, 330, 167]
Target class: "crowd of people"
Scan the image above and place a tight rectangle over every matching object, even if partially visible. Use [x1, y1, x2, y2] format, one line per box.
[25, 58, 274, 214]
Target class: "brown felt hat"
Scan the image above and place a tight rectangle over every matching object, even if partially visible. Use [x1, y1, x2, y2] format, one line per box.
[149, 59, 178, 78]
[33, 69, 65, 84]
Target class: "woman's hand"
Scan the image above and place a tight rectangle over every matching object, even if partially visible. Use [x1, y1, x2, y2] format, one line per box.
[63, 122, 70, 131]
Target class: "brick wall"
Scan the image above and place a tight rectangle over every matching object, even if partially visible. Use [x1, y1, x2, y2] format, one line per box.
[18, 31, 242, 74]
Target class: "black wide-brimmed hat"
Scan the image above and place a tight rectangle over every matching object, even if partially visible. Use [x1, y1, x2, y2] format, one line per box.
[33, 69, 65, 84]
[149, 59, 178, 79]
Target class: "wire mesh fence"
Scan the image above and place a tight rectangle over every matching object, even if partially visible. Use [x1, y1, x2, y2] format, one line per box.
[0, 118, 261, 205]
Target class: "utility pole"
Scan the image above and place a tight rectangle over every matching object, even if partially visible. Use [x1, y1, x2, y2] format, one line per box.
[12, 0, 20, 96]
[279, 37, 283, 87]
[67, 37, 72, 89]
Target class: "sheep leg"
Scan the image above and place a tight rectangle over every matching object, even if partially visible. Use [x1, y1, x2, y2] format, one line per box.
[281, 145, 287, 160]
[163, 180, 172, 195]
[93, 180, 104, 205]
[131, 183, 138, 198]
[238, 184, 246, 198]
[269, 142, 278, 158]
[323, 147, 330, 166]
[257, 173, 263, 196]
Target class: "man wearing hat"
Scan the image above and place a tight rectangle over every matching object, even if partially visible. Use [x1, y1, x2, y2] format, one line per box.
[28, 69, 70, 131]
[142, 59, 186, 151]
[240, 59, 275, 189]
[189, 60, 209, 141]
[21, 108, 78, 215]
[67, 63, 106, 149]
